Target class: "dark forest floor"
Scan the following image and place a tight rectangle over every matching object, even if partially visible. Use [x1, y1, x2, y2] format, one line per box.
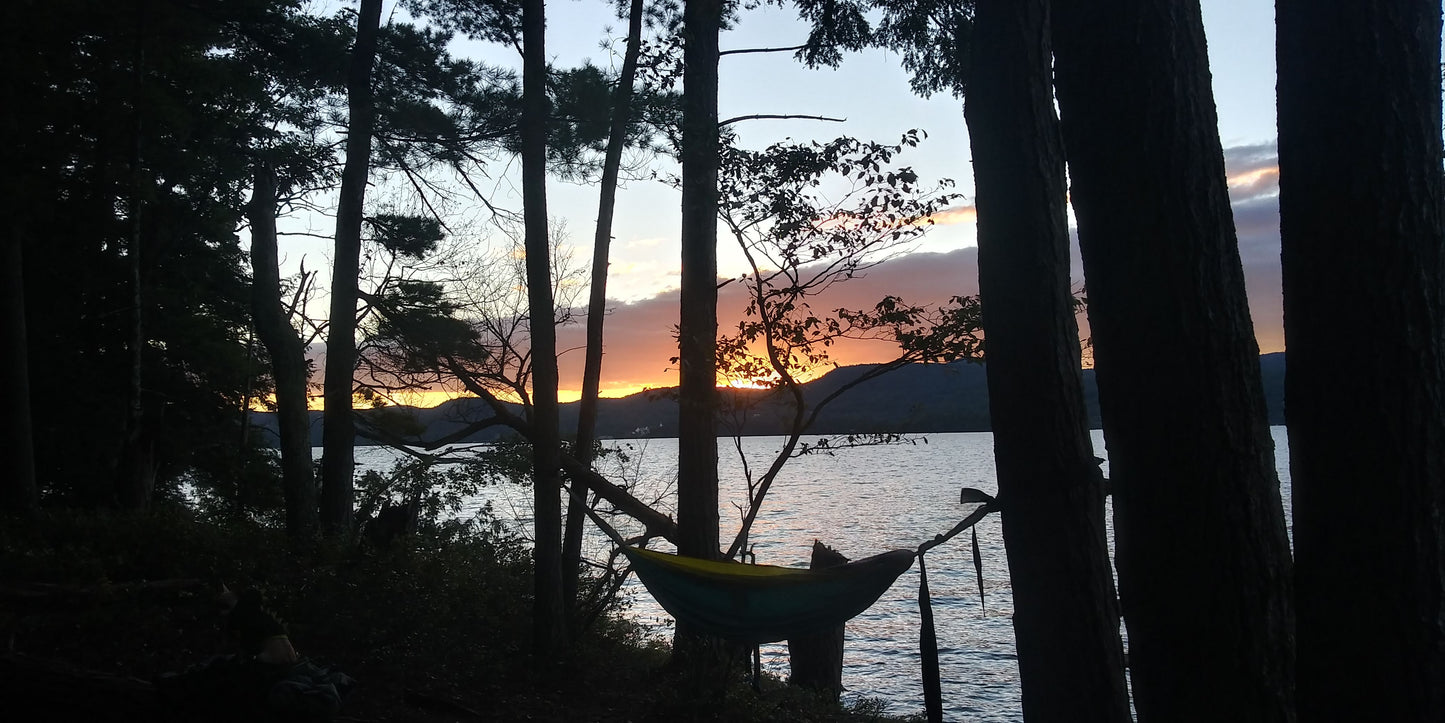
[0, 509, 909, 722]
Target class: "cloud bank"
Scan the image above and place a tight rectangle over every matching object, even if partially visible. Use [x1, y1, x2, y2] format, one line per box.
[561, 142, 1284, 396]
[312, 143, 1284, 404]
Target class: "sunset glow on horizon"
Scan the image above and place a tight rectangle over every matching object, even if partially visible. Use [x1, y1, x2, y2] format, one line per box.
[258, 379, 792, 411]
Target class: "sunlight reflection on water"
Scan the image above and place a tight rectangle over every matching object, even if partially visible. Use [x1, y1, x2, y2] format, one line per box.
[353, 427, 1293, 722]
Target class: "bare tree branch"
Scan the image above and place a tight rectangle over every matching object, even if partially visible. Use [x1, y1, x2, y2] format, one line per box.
[719, 44, 809, 57]
[719, 113, 846, 127]
[394, 157, 454, 234]
[276, 231, 337, 241]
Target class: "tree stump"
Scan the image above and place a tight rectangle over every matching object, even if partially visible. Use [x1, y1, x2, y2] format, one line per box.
[787, 540, 848, 699]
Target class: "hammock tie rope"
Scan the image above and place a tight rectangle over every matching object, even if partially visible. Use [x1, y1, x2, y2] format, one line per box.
[914, 487, 996, 723]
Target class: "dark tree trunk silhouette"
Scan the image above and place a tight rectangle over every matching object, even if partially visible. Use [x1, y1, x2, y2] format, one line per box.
[320, 0, 382, 536]
[117, 7, 152, 511]
[1050, 1, 1295, 719]
[671, 0, 723, 669]
[0, 8, 36, 515]
[563, 0, 645, 632]
[1277, 2, 1445, 719]
[247, 164, 318, 539]
[1, 232, 38, 515]
[677, 0, 722, 563]
[787, 541, 848, 698]
[965, 1, 1130, 719]
[521, 0, 564, 656]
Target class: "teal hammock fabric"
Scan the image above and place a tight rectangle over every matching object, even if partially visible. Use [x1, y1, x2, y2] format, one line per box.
[620, 545, 917, 645]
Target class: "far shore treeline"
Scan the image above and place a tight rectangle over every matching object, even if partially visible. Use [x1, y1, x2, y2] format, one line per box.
[257, 354, 1288, 446]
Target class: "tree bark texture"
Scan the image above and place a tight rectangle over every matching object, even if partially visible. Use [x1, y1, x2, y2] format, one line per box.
[117, 8, 152, 511]
[247, 164, 318, 539]
[0, 0, 37, 516]
[1050, 1, 1295, 720]
[965, 1, 1131, 720]
[677, 0, 722, 562]
[564, 0, 645, 630]
[1, 233, 38, 515]
[320, 0, 381, 536]
[522, 0, 565, 656]
[1277, 2, 1445, 719]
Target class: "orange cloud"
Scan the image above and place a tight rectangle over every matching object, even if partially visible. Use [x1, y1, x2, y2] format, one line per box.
[550, 247, 985, 395]
[814, 203, 977, 234]
[1227, 165, 1281, 201]
[924, 204, 978, 226]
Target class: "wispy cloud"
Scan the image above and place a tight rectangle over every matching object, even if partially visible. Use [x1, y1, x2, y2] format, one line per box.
[1223, 142, 1279, 175]
[807, 202, 977, 236]
[1224, 142, 1282, 352]
[1224, 142, 1281, 204]
[924, 204, 978, 226]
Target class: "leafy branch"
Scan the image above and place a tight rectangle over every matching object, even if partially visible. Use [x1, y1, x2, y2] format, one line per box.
[709, 131, 984, 559]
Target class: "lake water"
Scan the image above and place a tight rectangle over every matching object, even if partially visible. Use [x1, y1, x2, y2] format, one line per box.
[353, 427, 1293, 721]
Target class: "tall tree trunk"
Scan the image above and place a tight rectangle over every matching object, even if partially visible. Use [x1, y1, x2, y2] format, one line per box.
[320, 0, 382, 536]
[672, 0, 722, 668]
[1, 232, 38, 515]
[0, 1, 36, 516]
[965, 1, 1131, 720]
[117, 3, 152, 511]
[677, 0, 721, 563]
[1277, 2, 1445, 719]
[248, 164, 319, 539]
[1050, 1, 1295, 720]
[522, 0, 564, 657]
[564, 0, 645, 632]
[117, 189, 154, 511]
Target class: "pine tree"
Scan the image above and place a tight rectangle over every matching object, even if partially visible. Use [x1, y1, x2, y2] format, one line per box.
[965, 0, 1130, 718]
[1278, 1, 1445, 718]
[321, 0, 383, 535]
[1051, 1, 1294, 718]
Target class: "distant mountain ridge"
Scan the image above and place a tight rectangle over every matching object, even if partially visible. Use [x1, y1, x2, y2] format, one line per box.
[252, 352, 1285, 447]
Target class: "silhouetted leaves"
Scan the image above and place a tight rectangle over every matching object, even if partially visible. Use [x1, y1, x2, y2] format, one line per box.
[367, 214, 445, 260]
[713, 132, 977, 391]
[707, 131, 983, 557]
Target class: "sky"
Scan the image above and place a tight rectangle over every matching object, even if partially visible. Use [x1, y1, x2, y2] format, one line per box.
[284, 0, 1285, 406]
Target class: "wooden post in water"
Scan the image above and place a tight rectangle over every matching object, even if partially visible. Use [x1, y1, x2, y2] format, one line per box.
[788, 540, 849, 698]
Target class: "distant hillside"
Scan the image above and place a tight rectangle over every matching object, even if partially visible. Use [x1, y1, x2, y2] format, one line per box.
[251, 352, 1285, 447]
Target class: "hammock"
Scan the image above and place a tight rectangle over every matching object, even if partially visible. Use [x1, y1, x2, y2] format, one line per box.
[578, 486, 996, 723]
[620, 544, 917, 644]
